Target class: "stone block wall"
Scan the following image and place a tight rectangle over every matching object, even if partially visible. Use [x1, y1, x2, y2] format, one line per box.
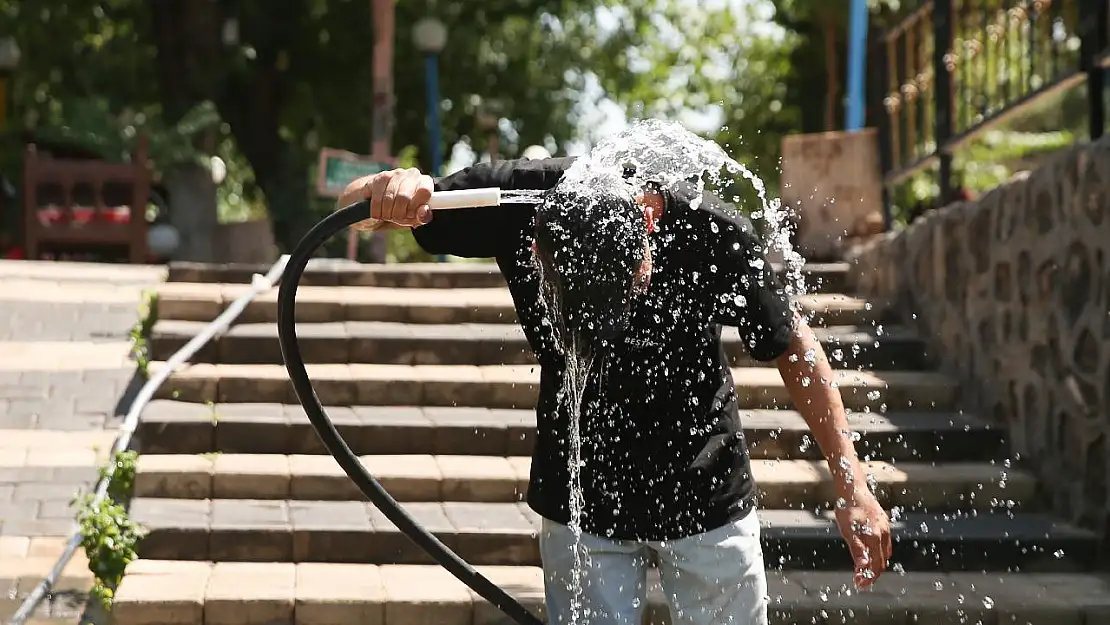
[847, 138, 1110, 544]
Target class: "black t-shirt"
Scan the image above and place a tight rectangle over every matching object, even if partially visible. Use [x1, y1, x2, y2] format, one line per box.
[413, 157, 796, 541]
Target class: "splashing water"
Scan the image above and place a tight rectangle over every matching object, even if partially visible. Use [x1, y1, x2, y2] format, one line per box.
[532, 119, 807, 624]
[559, 119, 808, 299]
[500, 189, 548, 205]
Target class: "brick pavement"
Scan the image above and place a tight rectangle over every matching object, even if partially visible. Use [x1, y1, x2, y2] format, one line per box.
[0, 260, 166, 623]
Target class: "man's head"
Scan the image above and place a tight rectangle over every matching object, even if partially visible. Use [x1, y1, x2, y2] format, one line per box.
[532, 178, 657, 347]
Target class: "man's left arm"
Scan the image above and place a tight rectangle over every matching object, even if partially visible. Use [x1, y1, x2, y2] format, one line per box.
[706, 198, 892, 589]
[774, 316, 893, 589]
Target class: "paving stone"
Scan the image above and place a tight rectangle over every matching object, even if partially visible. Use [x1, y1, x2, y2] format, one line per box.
[349, 406, 435, 455]
[112, 560, 211, 625]
[204, 562, 295, 625]
[0, 535, 30, 557]
[212, 454, 290, 499]
[378, 564, 472, 625]
[443, 502, 539, 566]
[36, 499, 77, 521]
[436, 455, 523, 502]
[360, 454, 443, 500]
[150, 362, 219, 403]
[12, 483, 82, 503]
[288, 456, 361, 500]
[137, 401, 216, 454]
[424, 407, 511, 456]
[210, 499, 291, 561]
[130, 498, 211, 560]
[154, 283, 223, 321]
[23, 448, 103, 468]
[468, 565, 547, 625]
[0, 501, 39, 524]
[290, 500, 376, 563]
[295, 563, 385, 625]
[134, 454, 213, 499]
[286, 405, 363, 455]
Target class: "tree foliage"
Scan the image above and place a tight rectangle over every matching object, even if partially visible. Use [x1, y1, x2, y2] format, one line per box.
[2, 0, 647, 250]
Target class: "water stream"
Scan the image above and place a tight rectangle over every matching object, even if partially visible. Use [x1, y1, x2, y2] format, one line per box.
[500, 189, 549, 205]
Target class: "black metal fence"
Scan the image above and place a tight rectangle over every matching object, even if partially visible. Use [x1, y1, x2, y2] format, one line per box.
[873, 0, 1110, 222]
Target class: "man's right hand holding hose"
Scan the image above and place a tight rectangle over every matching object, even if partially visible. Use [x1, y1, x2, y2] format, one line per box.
[340, 168, 436, 231]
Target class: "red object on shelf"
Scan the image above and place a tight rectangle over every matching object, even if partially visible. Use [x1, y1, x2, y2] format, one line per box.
[2, 245, 25, 260]
[35, 205, 132, 226]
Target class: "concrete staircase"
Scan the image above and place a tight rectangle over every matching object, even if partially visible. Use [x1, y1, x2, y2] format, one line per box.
[111, 261, 1110, 625]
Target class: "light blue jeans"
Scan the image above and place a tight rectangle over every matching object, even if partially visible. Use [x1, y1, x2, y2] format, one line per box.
[539, 509, 768, 625]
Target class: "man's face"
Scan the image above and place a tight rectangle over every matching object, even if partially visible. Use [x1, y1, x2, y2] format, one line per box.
[631, 188, 664, 294]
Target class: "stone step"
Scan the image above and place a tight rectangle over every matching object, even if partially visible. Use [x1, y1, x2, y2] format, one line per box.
[129, 499, 1099, 572]
[155, 282, 889, 328]
[111, 560, 1110, 625]
[167, 260, 851, 292]
[151, 363, 958, 412]
[133, 454, 1031, 513]
[150, 320, 930, 370]
[137, 401, 1006, 463]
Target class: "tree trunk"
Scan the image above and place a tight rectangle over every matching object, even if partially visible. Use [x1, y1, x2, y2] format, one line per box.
[165, 162, 219, 262]
[823, 13, 840, 132]
[251, 141, 314, 253]
[148, 0, 315, 252]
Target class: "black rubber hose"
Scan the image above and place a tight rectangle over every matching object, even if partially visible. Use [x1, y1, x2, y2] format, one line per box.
[276, 200, 544, 625]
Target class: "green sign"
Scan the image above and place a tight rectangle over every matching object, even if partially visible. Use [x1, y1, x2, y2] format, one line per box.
[316, 147, 393, 198]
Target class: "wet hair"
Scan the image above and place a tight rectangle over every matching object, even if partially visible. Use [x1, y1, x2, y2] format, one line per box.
[533, 179, 648, 346]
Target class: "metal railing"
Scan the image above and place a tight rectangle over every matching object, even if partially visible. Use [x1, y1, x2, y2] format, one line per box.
[874, 0, 1110, 217]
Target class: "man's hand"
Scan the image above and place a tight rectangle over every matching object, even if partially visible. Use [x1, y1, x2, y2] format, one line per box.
[775, 315, 894, 590]
[834, 488, 893, 590]
[339, 168, 434, 231]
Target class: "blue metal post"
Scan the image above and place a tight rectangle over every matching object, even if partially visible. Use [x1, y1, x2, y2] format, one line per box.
[845, 0, 869, 131]
[425, 53, 446, 262]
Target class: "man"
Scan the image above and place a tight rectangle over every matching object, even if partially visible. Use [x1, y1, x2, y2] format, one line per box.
[341, 158, 892, 625]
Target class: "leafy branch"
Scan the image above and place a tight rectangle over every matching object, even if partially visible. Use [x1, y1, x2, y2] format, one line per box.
[33, 98, 223, 175]
[74, 450, 147, 611]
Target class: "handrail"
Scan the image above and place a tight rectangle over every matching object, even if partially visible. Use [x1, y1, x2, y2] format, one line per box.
[7, 254, 291, 625]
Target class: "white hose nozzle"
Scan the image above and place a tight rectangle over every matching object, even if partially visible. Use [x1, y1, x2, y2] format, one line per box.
[428, 188, 502, 210]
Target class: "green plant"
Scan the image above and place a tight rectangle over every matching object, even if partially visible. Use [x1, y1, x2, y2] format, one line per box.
[129, 290, 159, 376]
[34, 98, 223, 175]
[75, 450, 146, 611]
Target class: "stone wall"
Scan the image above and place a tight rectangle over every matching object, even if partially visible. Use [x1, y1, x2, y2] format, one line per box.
[847, 138, 1110, 545]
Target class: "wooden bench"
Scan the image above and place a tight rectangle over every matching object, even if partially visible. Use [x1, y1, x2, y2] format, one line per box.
[22, 136, 150, 263]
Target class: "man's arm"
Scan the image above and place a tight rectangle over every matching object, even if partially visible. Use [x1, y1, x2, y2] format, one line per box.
[341, 158, 576, 258]
[704, 192, 892, 589]
[775, 317, 893, 589]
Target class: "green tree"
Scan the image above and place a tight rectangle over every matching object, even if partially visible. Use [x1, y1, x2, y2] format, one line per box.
[4, 0, 652, 251]
[588, 1, 800, 205]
